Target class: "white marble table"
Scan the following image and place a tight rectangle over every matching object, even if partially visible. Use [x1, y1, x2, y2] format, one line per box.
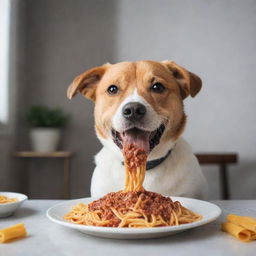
[0, 200, 256, 256]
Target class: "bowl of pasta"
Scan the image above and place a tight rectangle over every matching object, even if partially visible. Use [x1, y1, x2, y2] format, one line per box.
[0, 192, 27, 217]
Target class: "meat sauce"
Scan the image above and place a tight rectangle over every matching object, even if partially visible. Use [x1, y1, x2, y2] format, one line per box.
[88, 191, 181, 227]
[123, 144, 147, 169]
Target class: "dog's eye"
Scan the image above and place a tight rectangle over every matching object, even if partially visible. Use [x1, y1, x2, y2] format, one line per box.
[150, 82, 166, 93]
[107, 85, 119, 95]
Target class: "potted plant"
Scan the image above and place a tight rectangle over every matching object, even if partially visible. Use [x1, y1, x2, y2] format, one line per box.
[26, 105, 69, 152]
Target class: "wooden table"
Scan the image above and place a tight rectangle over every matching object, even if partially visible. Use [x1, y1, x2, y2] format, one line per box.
[13, 151, 73, 199]
[1, 200, 255, 255]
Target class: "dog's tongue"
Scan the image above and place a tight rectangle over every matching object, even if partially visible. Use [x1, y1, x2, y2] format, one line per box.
[121, 129, 150, 153]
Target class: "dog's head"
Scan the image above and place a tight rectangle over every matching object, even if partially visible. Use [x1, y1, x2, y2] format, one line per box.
[67, 60, 202, 159]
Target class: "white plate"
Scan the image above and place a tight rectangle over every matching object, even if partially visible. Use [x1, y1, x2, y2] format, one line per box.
[47, 196, 221, 239]
[0, 192, 28, 217]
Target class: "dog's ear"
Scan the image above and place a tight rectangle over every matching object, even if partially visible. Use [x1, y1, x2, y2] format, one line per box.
[162, 60, 202, 99]
[67, 65, 109, 101]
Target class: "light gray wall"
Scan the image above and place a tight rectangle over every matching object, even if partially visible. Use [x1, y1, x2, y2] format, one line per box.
[1, 0, 255, 199]
[23, 0, 118, 198]
[3, 0, 118, 199]
[115, 0, 256, 199]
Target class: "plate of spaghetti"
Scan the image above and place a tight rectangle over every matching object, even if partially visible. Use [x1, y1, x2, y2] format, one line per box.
[0, 192, 27, 217]
[47, 142, 221, 239]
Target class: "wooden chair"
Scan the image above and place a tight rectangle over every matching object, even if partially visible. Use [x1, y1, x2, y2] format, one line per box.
[195, 153, 238, 200]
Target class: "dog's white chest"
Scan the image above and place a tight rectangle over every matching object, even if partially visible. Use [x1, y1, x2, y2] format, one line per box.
[90, 138, 207, 199]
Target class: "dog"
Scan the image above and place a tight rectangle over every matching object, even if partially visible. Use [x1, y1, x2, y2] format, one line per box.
[67, 60, 207, 199]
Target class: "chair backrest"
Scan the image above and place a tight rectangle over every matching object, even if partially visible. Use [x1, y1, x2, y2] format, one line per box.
[195, 154, 238, 165]
[195, 153, 238, 200]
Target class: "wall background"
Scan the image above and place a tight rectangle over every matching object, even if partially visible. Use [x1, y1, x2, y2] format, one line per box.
[1, 0, 255, 199]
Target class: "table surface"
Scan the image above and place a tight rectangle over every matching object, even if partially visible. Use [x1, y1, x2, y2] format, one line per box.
[1, 200, 256, 256]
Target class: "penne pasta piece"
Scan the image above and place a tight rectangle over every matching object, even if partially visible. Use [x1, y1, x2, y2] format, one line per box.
[222, 222, 255, 242]
[227, 214, 256, 232]
[0, 223, 27, 243]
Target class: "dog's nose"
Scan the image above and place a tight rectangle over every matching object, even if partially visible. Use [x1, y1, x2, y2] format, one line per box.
[122, 102, 146, 121]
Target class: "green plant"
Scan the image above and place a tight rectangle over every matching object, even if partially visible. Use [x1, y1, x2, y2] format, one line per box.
[26, 105, 69, 128]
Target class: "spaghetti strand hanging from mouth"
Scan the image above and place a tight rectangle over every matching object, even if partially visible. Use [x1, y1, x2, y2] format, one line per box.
[123, 144, 147, 192]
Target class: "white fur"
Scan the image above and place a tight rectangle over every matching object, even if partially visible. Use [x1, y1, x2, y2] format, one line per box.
[91, 89, 208, 199]
[91, 137, 207, 199]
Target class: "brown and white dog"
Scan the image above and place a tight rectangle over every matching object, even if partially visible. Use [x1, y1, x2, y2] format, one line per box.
[67, 60, 207, 199]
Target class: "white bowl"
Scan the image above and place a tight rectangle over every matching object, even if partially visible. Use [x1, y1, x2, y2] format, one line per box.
[0, 192, 27, 217]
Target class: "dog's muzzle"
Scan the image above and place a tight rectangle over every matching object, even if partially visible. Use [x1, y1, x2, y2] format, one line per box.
[122, 102, 146, 122]
[112, 101, 166, 153]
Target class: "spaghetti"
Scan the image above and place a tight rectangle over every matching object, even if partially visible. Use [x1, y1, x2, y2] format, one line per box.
[123, 144, 147, 192]
[0, 195, 18, 204]
[64, 144, 202, 228]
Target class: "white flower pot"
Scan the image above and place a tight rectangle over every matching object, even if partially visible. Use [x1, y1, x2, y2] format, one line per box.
[30, 128, 61, 152]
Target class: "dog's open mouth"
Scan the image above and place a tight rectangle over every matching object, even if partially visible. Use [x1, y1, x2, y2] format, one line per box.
[111, 124, 165, 153]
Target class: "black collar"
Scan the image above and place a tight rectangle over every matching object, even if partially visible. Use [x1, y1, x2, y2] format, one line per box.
[122, 148, 173, 171]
